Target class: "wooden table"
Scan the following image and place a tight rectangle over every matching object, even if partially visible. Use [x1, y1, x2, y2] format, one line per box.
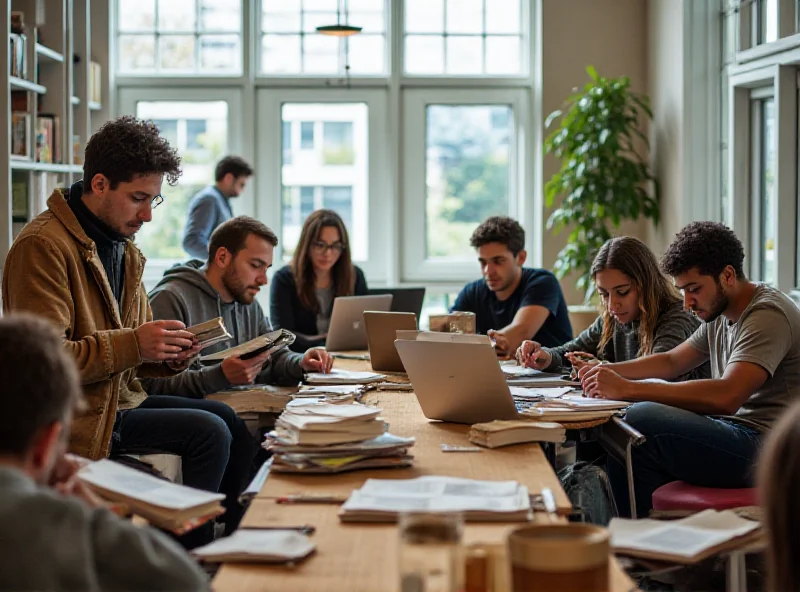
[212, 354, 636, 592]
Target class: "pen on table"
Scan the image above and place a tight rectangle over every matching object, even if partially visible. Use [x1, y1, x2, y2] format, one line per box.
[243, 525, 316, 535]
[276, 494, 348, 504]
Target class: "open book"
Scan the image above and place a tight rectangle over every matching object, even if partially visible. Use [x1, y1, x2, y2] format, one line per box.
[610, 509, 761, 563]
[200, 329, 296, 362]
[78, 459, 225, 534]
[193, 529, 316, 564]
[340, 476, 532, 522]
[187, 317, 232, 350]
[469, 420, 566, 448]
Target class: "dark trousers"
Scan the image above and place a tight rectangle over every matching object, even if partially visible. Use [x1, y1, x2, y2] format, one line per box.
[608, 401, 762, 518]
[112, 396, 255, 546]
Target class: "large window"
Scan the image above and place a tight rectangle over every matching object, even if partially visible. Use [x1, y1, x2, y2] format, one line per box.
[751, 97, 777, 285]
[117, 0, 242, 75]
[404, 0, 525, 75]
[260, 0, 387, 76]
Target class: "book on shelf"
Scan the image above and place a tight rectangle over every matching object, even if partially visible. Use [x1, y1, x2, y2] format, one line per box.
[35, 116, 54, 164]
[38, 114, 61, 163]
[89, 61, 102, 104]
[11, 179, 28, 219]
[469, 419, 566, 449]
[186, 316, 232, 350]
[9, 32, 27, 79]
[339, 476, 533, 523]
[10, 112, 30, 160]
[193, 529, 316, 564]
[609, 509, 761, 564]
[200, 328, 295, 362]
[78, 459, 225, 535]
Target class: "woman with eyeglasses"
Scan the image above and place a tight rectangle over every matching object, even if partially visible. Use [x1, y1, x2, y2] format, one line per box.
[270, 209, 368, 352]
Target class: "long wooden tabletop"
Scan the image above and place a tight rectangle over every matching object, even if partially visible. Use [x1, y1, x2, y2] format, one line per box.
[212, 354, 635, 592]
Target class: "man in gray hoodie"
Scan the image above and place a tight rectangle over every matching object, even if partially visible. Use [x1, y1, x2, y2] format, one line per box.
[142, 216, 332, 399]
[0, 313, 208, 591]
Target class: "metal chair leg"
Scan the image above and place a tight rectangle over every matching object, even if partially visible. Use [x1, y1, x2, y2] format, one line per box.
[726, 551, 747, 592]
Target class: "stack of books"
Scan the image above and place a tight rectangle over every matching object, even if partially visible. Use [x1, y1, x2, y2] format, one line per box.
[267, 400, 415, 473]
[78, 459, 225, 534]
[339, 476, 533, 522]
[193, 529, 316, 564]
[469, 419, 566, 449]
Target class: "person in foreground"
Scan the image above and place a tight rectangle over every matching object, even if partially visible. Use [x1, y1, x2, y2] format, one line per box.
[579, 222, 800, 517]
[452, 216, 572, 357]
[183, 155, 253, 260]
[516, 236, 708, 381]
[758, 399, 800, 592]
[144, 215, 333, 398]
[0, 313, 208, 591]
[1, 116, 247, 546]
[270, 209, 368, 352]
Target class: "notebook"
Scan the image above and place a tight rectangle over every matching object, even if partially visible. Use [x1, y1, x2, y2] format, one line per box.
[193, 529, 316, 564]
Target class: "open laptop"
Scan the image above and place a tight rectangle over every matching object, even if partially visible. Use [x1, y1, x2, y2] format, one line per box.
[364, 311, 418, 372]
[394, 332, 520, 424]
[325, 294, 393, 352]
[368, 287, 426, 317]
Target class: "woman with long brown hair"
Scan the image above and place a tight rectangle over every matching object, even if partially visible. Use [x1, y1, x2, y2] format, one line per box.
[516, 236, 708, 380]
[759, 400, 800, 592]
[270, 209, 368, 352]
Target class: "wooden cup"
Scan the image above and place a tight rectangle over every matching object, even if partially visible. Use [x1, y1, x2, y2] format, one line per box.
[507, 524, 610, 592]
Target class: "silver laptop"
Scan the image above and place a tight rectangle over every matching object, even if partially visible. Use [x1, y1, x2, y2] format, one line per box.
[325, 294, 393, 352]
[394, 332, 519, 424]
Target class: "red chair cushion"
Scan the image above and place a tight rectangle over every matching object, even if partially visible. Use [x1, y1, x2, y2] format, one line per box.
[651, 481, 758, 512]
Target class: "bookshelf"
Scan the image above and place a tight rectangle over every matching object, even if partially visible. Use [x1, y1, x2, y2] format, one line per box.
[1, 0, 110, 272]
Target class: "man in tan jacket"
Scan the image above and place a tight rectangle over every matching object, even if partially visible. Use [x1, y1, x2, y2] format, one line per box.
[2, 116, 252, 546]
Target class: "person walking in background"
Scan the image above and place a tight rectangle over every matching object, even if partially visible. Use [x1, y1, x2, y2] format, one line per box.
[182, 155, 253, 260]
[270, 209, 368, 352]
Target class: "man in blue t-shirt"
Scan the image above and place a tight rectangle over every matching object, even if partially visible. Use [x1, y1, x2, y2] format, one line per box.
[452, 216, 572, 356]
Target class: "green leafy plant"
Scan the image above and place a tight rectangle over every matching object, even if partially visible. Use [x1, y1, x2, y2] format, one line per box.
[544, 66, 659, 302]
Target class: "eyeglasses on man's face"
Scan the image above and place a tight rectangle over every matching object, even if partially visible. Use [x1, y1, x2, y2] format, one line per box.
[129, 193, 164, 209]
[310, 240, 345, 254]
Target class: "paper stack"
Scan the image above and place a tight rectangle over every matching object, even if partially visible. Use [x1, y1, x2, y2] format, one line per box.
[187, 317, 232, 350]
[274, 401, 387, 446]
[305, 369, 386, 385]
[78, 459, 225, 534]
[193, 529, 316, 563]
[339, 476, 532, 522]
[501, 363, 580, 388]
[609, 509, 761, 563]
[469, 420, 566, 448]
[294, 384, 367, 403]
[267, 432, 416, 474]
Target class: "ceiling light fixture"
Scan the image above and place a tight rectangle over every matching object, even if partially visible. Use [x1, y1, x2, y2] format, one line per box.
[316, 0, 362, 37]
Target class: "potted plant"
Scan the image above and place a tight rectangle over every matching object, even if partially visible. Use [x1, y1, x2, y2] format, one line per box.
[544, 66, 659, 304]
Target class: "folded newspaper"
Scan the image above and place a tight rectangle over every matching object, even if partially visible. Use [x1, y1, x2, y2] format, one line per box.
[193, 528, 316, 563]
[200, 329, 296, 362]
[339, 476, 532, 522]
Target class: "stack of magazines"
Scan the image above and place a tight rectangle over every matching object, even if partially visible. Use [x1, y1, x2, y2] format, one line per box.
[265, 400, 415, 473]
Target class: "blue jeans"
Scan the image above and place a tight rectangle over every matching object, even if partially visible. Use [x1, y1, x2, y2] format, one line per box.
[112, 396, 256, 545]
[608, 401, 762, 518]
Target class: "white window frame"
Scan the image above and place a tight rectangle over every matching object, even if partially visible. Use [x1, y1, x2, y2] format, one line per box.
[117, 87, 245, 288]
[256, 87, 391, 283]
[400, 87, 530, 282]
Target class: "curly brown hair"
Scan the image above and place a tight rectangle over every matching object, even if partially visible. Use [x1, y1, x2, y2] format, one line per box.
[470, 216, 525, 255]
[83, 115, 182, 192]
[661, 221, 745, 279]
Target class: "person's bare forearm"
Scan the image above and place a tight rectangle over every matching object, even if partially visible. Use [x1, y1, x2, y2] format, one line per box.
[609, 352, 686, 381]
[621, 379, 740, 415]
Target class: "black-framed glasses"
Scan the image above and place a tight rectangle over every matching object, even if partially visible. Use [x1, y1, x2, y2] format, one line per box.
[310, 240, 345, 254]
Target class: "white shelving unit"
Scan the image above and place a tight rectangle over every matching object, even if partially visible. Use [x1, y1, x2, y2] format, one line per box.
[1, 0, 110, 270]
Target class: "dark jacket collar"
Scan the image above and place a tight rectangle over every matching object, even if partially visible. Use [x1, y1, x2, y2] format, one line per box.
[66, 180, 127, 248]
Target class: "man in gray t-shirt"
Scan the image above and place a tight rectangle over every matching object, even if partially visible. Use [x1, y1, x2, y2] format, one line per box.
[580, 222, 800, 517]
